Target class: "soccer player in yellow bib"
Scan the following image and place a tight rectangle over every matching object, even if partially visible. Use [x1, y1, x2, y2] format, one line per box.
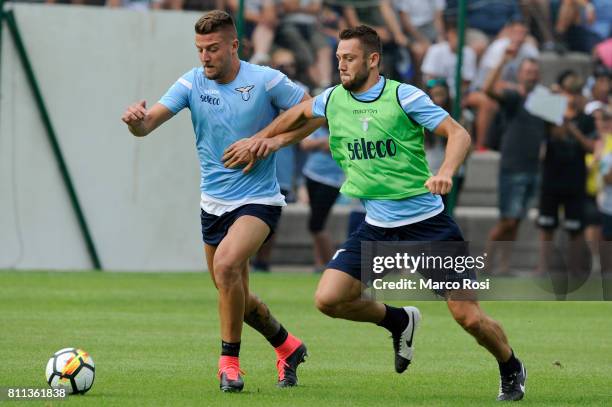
[224, 25, 526, 401]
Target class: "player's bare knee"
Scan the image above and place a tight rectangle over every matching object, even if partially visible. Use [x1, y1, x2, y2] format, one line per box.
[453, 310, 483, 334]
[314, 291, 341, 317]
[213, 259, 243, 288]
[461, 315, 483, 335]
[449, 303, 483, 334]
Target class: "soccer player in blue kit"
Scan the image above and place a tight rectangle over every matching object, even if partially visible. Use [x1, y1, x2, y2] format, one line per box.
[120, 10, 318, 392]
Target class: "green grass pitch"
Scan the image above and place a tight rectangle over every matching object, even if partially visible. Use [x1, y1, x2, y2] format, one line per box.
[1, 271, 611, 406]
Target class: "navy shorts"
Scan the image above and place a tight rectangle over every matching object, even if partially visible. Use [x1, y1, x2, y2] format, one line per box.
[328, 211, 472, 294]
[200, 204, 282, 246]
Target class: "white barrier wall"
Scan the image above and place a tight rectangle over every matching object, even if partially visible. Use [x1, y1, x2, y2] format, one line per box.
[0, 4, 211, 270]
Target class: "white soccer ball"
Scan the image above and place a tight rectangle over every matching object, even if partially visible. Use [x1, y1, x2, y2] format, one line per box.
[45, 348, 95, 394]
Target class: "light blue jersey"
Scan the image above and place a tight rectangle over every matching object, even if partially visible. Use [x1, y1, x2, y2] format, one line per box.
[302, 127, 345, 188]
[275, 81, 309, 194]
[312, 76, 447, 226]
[275, 146, 295, 192]
[159, 61, 305, 215]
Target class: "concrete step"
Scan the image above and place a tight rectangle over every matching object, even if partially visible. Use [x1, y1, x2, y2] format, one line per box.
[458, 151, 499, 207]
[538, 51, 592, 86]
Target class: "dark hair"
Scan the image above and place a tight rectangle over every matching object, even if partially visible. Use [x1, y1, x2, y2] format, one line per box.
[444, 17, 457, 33]
[195, 10, 237, 38]
[594, 64, 612, 79]
[557, 69, 585, 94]
[339, 25, 382, 59]
[556, 69, 578, 86]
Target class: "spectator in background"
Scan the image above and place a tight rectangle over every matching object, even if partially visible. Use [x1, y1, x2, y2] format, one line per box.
[468, 19, 540, 150]
[427, 78, 452, 112]
[590, 0, 612, 40]
[270, 48, 301, 84]
[319, 3, 348, 85]
[521, 0, 560, 51]
[394, 0, 446, 85]
[301, 125, 344, 273]
[395, 0, 445, 44]
[583, 69, 611, 253]
[485, 50, 545, 273]
[341, 0, 409, 80]
[474, 20, 540, 90]
[597, 108, 612, 238]
[421, 19, 477, 99]
[537, 70, 596, 275]
[227, 0, 277, 65]
[597, 107, 612, 298]
[584, 66, 611, 114]
[320, 2, 347, 36]
[583, 104, 612, 255]
[445, 0, 523, 58]
[555, 0, 604, 53]
[275, 0, 332, 89]
[319, 3, 347, 44]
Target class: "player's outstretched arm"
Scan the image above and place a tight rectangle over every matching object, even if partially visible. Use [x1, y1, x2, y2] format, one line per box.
[424, 116, 471, 195]
[121, 100, 174, 137]
[255, 97, 317, 141]
[251, 116, 326, 158]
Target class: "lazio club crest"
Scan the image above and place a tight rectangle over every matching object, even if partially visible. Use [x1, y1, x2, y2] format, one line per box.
[359, 117, 372, 132]
[235, 85, 255, 101]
